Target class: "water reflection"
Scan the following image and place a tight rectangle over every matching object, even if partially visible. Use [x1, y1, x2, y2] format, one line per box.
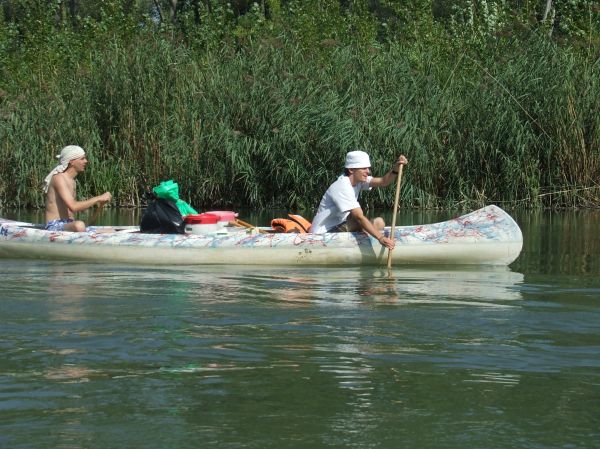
[176, 265, 524, 305]
[465, 371, 521, 386]
[3, 261, 525, 307]
[45, 265, 89, 323]
[512, 209, 600, 275]
[1, 258, 599, 449]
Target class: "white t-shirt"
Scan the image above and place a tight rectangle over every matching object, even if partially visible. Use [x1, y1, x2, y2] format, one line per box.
[310, 175, 372, 233]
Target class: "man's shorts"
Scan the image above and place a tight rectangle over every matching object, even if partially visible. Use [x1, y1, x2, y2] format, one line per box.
[45, 219, 74, 231]
[327, 221, 351, 233]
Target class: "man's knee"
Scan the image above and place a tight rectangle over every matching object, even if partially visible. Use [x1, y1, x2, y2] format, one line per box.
[73, 221, 86, 232]
[65, 220, 86, 232]
[372, 217, 385, 231]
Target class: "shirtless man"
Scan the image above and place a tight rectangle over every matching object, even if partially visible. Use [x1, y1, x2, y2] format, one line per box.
[44, 145, 112, 232]
[309, 150, 408, 250]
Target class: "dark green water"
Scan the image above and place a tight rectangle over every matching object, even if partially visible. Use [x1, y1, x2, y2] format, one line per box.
[1, 209, 599, 449]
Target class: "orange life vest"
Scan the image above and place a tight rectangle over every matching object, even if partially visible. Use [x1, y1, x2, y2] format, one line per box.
[271, 214, 312, 233]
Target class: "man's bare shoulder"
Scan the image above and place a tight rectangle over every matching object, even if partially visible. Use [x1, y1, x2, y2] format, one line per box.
[49, 173, 76, 201]
[51, 173, 75, 190]
[51, 172, 68, 185]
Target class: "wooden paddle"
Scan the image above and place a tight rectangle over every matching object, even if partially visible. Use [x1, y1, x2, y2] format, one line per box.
[231, 218, 268, 234]
[386, 164, 404, 271]
[88, 201, 106, 226]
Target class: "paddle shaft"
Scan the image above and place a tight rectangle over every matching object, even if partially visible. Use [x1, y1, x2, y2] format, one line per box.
[386, 164, 404, 270]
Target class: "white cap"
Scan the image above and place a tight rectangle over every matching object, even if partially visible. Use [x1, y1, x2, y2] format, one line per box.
[344, 150, 371, 169]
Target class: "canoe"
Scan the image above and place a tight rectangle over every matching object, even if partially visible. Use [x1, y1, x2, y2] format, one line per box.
[0, 205, 522, 266]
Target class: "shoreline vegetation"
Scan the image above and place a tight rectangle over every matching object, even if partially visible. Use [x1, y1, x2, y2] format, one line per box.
[1, 0, 599, 211]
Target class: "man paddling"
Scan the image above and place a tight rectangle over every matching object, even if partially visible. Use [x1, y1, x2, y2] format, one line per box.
[309, 150, 408, 249]
[44, 145, 112, 232]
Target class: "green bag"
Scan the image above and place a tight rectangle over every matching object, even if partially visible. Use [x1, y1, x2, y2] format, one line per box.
[176, 199, 198, 216]
[152, 180, 198, 216]
[153, 179, 179, 201]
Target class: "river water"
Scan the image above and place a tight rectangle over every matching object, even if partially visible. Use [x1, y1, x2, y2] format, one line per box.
[1, 209, 599, 449]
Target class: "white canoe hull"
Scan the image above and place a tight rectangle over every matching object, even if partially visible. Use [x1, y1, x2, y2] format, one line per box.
[0, 205, 523, 266]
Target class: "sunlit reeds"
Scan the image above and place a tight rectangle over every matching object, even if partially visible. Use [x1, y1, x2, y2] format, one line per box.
[1, 33, 598, 210]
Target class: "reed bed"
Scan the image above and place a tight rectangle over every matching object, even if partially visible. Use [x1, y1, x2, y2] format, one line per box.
[1, 32, 599, 211]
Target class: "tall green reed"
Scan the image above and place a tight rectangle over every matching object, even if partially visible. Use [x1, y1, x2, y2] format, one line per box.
[1, 31, 598, 212]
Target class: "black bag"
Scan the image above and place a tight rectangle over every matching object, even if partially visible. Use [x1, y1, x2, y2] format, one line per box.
[140, 193, 185, 234]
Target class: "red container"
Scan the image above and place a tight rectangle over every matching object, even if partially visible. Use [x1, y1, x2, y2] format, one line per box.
[184, 213, 219, 225]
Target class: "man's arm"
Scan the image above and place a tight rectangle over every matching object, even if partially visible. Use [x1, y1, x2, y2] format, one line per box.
[348, 207, 395, 250]
[53, 175, 111, 213]
[370, 154, 408, 188]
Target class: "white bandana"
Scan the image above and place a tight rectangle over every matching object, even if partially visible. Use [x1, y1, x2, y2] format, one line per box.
[43, 145, 86, 193]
